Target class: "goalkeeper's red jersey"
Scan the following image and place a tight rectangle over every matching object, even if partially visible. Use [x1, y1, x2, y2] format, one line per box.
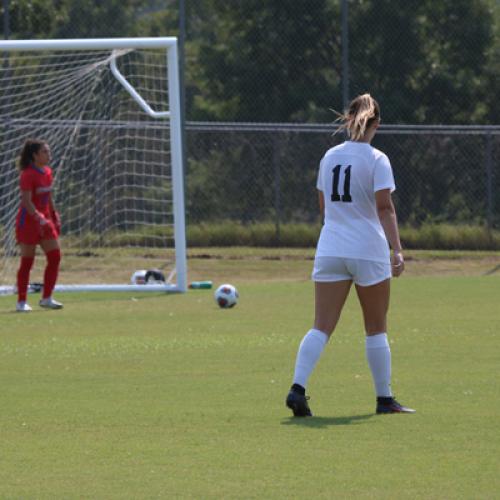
[19, 165, 53, 216]
[16, 165, 58, 244]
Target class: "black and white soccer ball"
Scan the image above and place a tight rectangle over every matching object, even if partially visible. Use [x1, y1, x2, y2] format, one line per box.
[214, 283, 239, 308]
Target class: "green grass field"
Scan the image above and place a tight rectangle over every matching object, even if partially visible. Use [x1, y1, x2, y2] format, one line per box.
[0, 254, 499, 498]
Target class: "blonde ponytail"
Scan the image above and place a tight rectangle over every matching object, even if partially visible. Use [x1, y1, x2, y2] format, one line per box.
[334, 93, 380, 141]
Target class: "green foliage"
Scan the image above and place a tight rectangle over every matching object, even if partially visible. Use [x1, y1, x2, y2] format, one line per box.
[349, 0, 424, 123]
[1, 0, 498, 123]
[412, 0, 494, 124]
[400, 223, 500, 250]
[351, 0, 495, 123]
[188, 0, 340, 121]
[52, 0, 137, 38]
[185, 0, 499, 124]
[55, 222, 500, 250]
[186, 222, 319, 247]
[132, 4, 178, 38]
[3, 0, 59, 38]
[184, 222, 500, 250]
[1, 0, 176, 39]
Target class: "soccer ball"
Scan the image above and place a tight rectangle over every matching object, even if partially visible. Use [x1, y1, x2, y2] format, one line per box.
[214, 283, 239, 308]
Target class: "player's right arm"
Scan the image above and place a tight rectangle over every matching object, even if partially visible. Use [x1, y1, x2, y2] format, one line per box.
[375, 189, 404, 277]
[20, 189, 37, 216]
[318, 190, 325, 219]
[20, 189, 48, 228]
[20, 169, 48, 223]
[317, 157, 326, 220]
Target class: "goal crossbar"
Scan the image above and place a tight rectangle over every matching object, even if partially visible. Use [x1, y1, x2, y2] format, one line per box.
[0, 37, 178, 51]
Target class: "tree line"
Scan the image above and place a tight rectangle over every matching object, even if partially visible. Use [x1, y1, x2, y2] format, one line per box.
[1, 0, 498, 125]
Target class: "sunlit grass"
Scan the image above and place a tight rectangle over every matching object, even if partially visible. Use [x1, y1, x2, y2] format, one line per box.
[0, 272, 498, 498]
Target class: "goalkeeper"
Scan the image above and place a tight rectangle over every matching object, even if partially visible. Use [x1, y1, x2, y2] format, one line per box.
[14, 139, 63, 312]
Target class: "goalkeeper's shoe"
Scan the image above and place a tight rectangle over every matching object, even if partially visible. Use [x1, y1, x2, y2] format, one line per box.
[376, 397, 416, 414]
[39, 297, 63, 310]
[16, 301, 32, 312]
[286, 389, 313, 417]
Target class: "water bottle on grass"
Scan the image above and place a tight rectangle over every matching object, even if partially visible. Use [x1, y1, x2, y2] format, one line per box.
[189, 281, 213, 289]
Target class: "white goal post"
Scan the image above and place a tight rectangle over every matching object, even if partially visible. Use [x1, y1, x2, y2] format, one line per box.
[0, 37, 187, 294]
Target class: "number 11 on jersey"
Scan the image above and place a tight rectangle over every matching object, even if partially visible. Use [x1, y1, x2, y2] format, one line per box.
[331, 164, 352, 202]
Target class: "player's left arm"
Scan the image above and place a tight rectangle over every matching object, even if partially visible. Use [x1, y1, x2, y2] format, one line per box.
[48, 194, 61, 235]
[48, 194, 57, 214]
[375, 189, 404, 277]
[45, 168, 60, 234]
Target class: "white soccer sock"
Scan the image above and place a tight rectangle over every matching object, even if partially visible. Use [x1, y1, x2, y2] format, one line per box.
[292, 329, 329, 389]
[365, 333, 392, 397]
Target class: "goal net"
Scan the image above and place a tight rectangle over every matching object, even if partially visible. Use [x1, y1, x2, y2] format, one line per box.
[0, 38, 186, 293]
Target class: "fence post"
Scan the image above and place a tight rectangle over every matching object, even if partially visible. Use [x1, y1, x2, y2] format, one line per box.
[273, 135, 281, 243]
[178, 0, 188, 187]
[341, 0, 349, 112]
[485, 133, 493, 234]
[3, 0, 9, 40]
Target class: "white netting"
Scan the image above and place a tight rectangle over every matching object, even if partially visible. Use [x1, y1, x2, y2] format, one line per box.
[0, 47, 180, 287]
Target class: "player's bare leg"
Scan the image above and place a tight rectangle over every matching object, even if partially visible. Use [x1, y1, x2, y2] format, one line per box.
[286, 280, 352, 416]
[355, 279, 390, 335]
[356, 279, 415, 413]
[314, 280, 353, 335]
[16, 244, 36, 312]
[39, 239, 63, 309]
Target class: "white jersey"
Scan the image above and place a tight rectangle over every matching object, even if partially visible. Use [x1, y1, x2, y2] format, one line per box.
[315, 141, 395, 263]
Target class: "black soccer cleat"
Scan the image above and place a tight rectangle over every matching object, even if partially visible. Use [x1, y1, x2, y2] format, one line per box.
[286, 390, 313, 417]
[376, 397, 416, 414]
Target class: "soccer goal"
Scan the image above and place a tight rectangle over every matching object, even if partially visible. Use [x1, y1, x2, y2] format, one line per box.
[0, 38, 187, 294]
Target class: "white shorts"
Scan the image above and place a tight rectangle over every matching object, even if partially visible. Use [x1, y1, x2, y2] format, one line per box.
[312, 256, 391, 286]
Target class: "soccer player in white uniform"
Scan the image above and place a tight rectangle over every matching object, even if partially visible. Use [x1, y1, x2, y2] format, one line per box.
[286, 94, 415, 416]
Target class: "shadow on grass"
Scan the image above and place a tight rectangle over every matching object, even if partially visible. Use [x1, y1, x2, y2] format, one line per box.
[0, 292, 170, 313]
[484, 263, 500, 275]
[281, 413, 374, 428]
[66, 292, 169, 304]
[0, 309, 47, 315]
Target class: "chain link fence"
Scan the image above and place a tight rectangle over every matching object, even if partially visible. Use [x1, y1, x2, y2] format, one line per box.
[185, 123, 500, 247]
